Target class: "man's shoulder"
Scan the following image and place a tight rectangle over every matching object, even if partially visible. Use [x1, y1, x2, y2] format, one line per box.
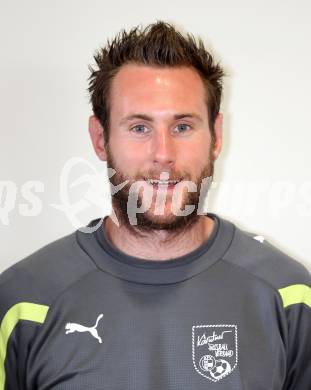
[0, 230, 96, 312]
[221, 219, 310, 291]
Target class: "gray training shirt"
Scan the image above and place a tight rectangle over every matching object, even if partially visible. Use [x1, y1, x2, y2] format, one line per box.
[0, 212, 310, 389]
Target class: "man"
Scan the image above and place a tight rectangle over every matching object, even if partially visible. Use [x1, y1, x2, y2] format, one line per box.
[0, 21, 310, 390]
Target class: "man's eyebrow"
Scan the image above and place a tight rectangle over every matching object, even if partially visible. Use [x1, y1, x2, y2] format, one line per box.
[174, 113, 203, 122]
[119, 114, 153, 125]
[119, 113, 203, 125]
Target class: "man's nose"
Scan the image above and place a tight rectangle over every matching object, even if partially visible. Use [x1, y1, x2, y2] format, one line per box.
[151, 128, 176, 168]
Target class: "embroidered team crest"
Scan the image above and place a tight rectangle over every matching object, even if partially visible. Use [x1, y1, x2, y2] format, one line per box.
[192, 324, 238, 382]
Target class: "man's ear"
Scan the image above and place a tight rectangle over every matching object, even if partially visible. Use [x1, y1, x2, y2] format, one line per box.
[88, 115, 107, 161]
[212, 113, 223, 160]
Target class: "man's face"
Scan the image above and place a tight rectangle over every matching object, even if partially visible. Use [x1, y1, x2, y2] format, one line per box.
[93, 64, 222, 232]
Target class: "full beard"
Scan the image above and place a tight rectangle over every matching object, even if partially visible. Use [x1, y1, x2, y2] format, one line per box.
[105, 144, 215, 241]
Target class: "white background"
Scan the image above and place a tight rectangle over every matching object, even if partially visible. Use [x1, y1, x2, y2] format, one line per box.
[1, 0, 310, 272]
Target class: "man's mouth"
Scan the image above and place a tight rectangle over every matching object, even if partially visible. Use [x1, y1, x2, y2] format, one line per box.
[144, 178, 182, 189]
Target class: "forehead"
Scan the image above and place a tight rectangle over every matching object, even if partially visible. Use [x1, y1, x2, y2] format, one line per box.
[109, 64, 208, 116]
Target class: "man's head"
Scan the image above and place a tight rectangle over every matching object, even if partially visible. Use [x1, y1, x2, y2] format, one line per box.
[88, 21, 225, 146]
[88, 21, 225, 235]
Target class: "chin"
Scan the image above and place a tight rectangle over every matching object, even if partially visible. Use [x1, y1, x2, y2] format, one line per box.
[135, 207, 199, 231]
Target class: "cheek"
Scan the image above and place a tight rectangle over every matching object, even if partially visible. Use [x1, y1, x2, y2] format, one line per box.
[182, 141, 211, 166]
[109, 140, 146, 174]
[183, 154, 206, 177]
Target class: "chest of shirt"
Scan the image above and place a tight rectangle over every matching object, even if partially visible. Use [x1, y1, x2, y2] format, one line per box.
[23, 273, 286, 390]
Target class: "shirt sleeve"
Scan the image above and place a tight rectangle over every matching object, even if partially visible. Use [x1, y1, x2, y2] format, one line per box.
[0, 266, 49, 390]
[279, 283, 311, 389]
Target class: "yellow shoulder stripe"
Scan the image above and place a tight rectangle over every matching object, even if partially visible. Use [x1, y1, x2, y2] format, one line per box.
[0, 302, 49, 389]
[278, 284, 311, 309]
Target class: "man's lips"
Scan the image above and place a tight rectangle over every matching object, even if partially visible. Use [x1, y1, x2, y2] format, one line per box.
[143, 177, 183, 182]
[144, 179, 183, 190]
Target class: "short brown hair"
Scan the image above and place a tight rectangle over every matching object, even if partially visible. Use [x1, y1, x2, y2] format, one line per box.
[88, 21, 225, 145]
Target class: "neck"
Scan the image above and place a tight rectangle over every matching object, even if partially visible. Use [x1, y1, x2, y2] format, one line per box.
[103, 214, 215, 261]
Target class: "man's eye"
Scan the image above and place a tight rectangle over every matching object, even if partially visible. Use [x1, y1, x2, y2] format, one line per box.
[131, 125, 147, 134]
[175, 123, 192, 132]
